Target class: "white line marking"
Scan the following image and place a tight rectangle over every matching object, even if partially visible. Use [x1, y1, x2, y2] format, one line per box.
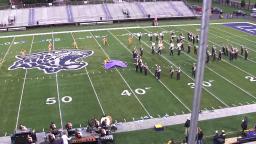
[70, 32, 105, 115]
[0, 37, 15, 69]
[180, 26, 256, 70]
[137, 28, 229, 107]
[0, 22, 250, 39]
[90, 31, 151, 116]
[164, 27, 256, 100]
[52, 32, 63, 129]
[15, 36, 35, 130]
[212, 26, 256, 45]
[108, 30, 191, 112]
[207, 28, 256, 63]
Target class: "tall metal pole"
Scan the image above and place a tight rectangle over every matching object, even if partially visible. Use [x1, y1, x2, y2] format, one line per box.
[188, 0, 212, 144]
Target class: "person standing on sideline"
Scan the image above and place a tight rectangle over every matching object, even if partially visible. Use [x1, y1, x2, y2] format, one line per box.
[213, 131, 219, 144]
[197, 127, 204, 144]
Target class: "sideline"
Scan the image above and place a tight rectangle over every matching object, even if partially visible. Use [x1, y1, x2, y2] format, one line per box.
[0, 22, 251, 39]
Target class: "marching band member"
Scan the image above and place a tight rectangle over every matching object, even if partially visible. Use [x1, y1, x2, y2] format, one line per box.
[20, 49, 26, 58]
[102, 36, 109, 47]
[72, 41, 78, 49]
[48, 41, 53, 52]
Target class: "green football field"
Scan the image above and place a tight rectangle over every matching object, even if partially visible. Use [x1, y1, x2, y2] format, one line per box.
[0, 20, 255, 136]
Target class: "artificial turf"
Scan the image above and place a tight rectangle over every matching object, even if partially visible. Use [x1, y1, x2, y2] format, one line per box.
[0, 19, 255, 141]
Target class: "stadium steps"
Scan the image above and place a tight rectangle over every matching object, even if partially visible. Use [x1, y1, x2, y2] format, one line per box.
[169, 2, 183, 16]
[102, 3, 113, 20]
[66, 5, 74, 23]
[28, 8, 35, 26]
[135, 2, 147, 18]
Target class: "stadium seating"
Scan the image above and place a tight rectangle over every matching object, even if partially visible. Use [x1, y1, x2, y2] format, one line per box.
[0, 1, 195, 28]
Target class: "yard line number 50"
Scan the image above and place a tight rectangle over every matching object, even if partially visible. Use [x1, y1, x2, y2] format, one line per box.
[46, 96, 72, 105]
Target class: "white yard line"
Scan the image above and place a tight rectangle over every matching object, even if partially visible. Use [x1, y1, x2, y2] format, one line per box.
[207, 31, 256, 64]
[90, 31, 151, 116]
[158, 27, 256, 100]
[130, 28, 229, 107]
[211, 26, 256, 45]
[177, 27, 255, 77]
[15, 35, 35, 129]
[70, 32, 106, 115]
[108, 31, 191, 112]
[52, 32, 63, 129]
[0, 21, 251, 39]
[0, 37, 15, 68]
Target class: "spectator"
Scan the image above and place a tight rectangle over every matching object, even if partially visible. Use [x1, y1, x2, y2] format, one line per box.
[62, 131, 71, 144]
[75, 131, 82, 139]
[65, 121, 72, 130]
[50, 122, 57, 131]
[241, 119, 248, 135]
[48, 133, 56, 143]
[49, 122, 60, 135]
[27, 135, 34, 144]
[213, 131, 219, 144]
[219, 130, 226, 142]
[18, 124, 28, 131]
[197, 127, 204, 144]
[184, 117, 190, 127]
[167, 139, 175, 144]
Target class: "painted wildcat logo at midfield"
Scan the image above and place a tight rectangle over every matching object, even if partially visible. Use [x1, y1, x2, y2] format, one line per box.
[9, 49, 94, 74]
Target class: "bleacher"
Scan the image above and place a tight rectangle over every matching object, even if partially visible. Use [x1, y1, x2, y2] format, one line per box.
[0, 1, 196, 28]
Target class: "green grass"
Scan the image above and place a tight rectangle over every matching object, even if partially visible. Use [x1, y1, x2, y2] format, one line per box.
[0, 20, 255, 143]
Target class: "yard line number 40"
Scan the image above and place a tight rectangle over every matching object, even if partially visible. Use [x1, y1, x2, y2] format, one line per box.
[46, 96, 72, 105]
[121, 87, 151, 96]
